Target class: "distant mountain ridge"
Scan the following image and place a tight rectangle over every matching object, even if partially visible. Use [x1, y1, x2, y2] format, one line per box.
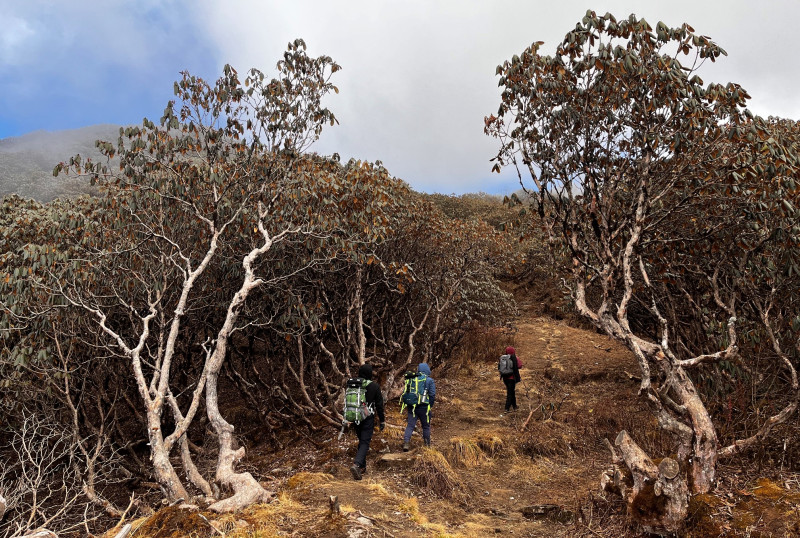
[0, 124, 123, 202]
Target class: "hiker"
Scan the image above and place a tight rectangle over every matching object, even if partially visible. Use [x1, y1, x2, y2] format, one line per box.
[345, 363, 385, 480]
[499, 346, 522, 413]
[401, 362, 436, 451]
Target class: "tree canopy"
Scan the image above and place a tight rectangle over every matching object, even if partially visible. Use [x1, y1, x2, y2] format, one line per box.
[0, 39, 518, 532]
[487, 10, 800, 532]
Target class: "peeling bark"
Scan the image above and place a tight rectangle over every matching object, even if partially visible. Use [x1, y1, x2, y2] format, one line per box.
[354, 267, 367, 365]
[166, 392, 214, 498]
[148, 417, 190, 502]
[207, 341, 273, 512]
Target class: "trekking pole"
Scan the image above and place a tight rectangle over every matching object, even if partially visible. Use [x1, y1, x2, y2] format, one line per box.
[337, 420, 347, 441]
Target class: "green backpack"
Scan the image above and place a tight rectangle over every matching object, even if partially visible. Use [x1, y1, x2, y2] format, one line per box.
[343, 378, 373, 424]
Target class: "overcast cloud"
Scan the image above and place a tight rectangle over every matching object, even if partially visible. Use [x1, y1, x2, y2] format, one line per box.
[1, 0, 798, 194]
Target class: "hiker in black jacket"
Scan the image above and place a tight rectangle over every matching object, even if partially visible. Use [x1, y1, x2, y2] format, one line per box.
[350, 363, 385, 480]
[500, 346, 522, 413]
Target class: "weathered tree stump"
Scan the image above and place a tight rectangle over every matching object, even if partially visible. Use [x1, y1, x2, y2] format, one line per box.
[601, 430, 688, 534]
[329, 495, 340, 515]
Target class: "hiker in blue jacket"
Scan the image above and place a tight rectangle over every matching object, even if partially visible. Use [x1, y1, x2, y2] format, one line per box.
[401, 363, 436, 451]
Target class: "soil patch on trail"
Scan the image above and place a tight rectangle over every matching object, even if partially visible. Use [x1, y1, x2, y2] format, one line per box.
[116, 284, 800, 537]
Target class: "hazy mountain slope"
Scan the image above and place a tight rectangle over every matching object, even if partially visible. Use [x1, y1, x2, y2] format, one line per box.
[0, 124, 122, 202]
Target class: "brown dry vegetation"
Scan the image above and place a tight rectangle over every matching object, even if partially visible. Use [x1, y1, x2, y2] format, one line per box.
[102, 283, 800, 537]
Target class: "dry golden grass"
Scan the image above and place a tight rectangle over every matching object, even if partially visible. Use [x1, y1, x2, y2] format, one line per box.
[398, 497, 428, 525]
[447, 437, 488, 468]
[383, 422, 407, 442]
[228, 493, 344, 537]
[411, 447, 469, 502]
[365, 482, 393, 498]
[101, 517, 149, 538]
[396, 496, 469, 537]
[118, 498, 308, 538]
[475, 432, 507, 457]
[424, 523, 460, 537]
[518, 419, 576, 458]
[285, 471, 333, 490]
[507, 457, 562, 483]
[447, 430, 510, 469]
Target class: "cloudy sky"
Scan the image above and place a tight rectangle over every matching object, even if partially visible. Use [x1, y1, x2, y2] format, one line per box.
[1, 1, 799, 194]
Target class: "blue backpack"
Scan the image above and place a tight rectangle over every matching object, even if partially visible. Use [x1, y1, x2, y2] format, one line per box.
[400, 371, 429, 411]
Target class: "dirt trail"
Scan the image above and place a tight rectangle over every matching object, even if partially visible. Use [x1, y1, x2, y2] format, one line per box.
[254, 292, 648, 538]
[122, 288, 654, 537]
[122, 288, 800, 537]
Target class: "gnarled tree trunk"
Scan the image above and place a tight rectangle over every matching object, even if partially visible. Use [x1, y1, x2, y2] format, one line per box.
[601, 431, 688, 533]
[205, 230, 276, 512]
[147, 411, 190, 503]
[206, 364, 272, 512]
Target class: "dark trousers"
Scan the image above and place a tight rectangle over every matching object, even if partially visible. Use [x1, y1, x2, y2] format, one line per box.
[504, 378, 518, 411]
[403, 405, 431, 445]
[353, 415, 375, 469]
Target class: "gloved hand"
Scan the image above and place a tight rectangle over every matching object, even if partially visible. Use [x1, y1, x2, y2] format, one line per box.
[379, 422, 385, 432]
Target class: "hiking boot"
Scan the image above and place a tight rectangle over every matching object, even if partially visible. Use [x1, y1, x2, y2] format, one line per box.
[424, 439, 431, 447]
[349, 464, 362, 481]
[402, 442, 410, 452]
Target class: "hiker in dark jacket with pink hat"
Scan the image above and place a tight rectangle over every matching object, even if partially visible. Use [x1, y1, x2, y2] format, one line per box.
[499, 346, 522, 413]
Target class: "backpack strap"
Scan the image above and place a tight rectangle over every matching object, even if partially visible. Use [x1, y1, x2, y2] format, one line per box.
[400, 376, 410, 413]
[361, 379, 374, 415]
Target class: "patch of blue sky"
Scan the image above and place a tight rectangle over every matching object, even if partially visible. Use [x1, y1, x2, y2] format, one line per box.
[0, 1, 220, 139]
